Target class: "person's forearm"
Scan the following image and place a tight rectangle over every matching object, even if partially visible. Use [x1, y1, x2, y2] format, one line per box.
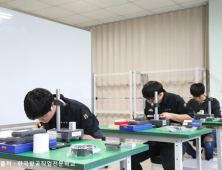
[32, 125, 44, 129]
[83, 134, 101, 140]
[32, 125, 38, 129]
[170, 114, 193, 123]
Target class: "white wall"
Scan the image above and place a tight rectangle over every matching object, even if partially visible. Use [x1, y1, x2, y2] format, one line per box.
[0, 7, 91, 125]
[209, 0, 222, 105]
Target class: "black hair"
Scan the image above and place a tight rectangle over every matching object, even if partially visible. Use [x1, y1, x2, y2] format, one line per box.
[190, 83, 205, 97]
[24, 88, 54, 120]
[142, 81, 164, 99]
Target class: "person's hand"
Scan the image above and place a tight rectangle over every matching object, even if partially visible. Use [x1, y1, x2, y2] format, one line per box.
[196, 112, 201, 114]
[83, 134, 101, 140]
[32, 125, 38, 129]
[32, 125, 44, 129]
[159, 112, 172, 119]
[46, 128, 56, 133]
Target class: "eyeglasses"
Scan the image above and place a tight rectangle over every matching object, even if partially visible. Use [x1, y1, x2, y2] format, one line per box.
[147, 98, 155, 103]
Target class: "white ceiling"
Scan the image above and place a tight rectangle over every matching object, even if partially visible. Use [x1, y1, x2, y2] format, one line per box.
[0, 0, 208, 28]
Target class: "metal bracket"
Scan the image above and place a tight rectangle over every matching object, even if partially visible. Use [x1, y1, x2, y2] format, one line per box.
[204, 97, 213, 102]
[154, 103, 160, 107]
[54, 99, 67, 106]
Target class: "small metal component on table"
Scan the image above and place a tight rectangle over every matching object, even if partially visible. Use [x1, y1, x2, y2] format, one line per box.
[105, 141, 121, 151]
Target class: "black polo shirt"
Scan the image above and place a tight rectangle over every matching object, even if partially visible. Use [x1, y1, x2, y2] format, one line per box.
[188, 96, 221, 118]
[144, 90, 194, 123]
[41, 94, 102, 139]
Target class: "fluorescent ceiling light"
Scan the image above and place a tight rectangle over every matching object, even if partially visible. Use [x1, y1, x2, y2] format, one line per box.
[0, 15, 11, 19]
[0, 12, 13, 17]
[0, 12, 13, 21]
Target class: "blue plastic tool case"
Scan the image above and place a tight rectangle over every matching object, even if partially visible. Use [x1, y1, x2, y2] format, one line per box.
[0, 138, 57, 154]
[120, 123, 152, 131]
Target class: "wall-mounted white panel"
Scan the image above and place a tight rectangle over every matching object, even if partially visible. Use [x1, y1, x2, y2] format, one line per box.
[209, 0, 222, 105]
[0, 7, 91, 125]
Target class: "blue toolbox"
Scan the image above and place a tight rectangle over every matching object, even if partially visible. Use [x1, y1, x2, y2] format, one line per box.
[0, 138, 57, 154]
[120, 123, 152, 131]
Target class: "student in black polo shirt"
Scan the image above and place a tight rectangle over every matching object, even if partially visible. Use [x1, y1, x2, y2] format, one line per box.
[24, 88, 103, 139]
[131, 81, 194, 170]
[186, 83, 221, 160]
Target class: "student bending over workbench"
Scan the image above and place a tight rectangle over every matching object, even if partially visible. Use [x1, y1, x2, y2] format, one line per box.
[131, 81, 194, 170]
[186, 83, 221, 160]
[24, 88, 103, 140]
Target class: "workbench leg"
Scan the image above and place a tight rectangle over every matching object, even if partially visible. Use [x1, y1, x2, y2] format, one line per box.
[151, 163, 155, 170]
[174, 140, 183, 170]
[217, 127, 222, 170]
[120, 138, 126, 169]
[196, 136, 202, 170]
[126, 156, 131, 170]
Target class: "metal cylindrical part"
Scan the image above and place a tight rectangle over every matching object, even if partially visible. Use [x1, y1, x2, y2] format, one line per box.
[208, 92, 211, 115]
[56, 89, 60, 130]
[200, 110, 204, 115]
[154, 91, 159, 120]
[69, 122, 76, 130]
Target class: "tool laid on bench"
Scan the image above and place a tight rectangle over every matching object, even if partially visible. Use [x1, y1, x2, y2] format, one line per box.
[105, 141, 121, 151]
[182, 120, 203, 129]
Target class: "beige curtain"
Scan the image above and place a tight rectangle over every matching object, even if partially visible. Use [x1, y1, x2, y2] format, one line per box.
[88, 6, 207, 125]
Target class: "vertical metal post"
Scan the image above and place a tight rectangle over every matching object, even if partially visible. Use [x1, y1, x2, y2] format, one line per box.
[133, 71, 137, 117]
[94, 74, 97, 116]
[203, 69, 207, 92]
[141, 74, 144, 111]
[217, 127, 222, 170]
[143, 74, 148, 111]
[151, 163, 155, 170]
[126, 156, 131, 170]
[56, 89, 60, 130]
[195, 67, 199, 83]
[130, 71, 133, 119]
[144, 74, 148, 84]
[154, 91, 159, 120]
[120, 138, 126, 169]
[91, 73, 94, 113]
[196, 136, 202, 170]
[174, 140, 183, 170]
[208, 92, 211, 115]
